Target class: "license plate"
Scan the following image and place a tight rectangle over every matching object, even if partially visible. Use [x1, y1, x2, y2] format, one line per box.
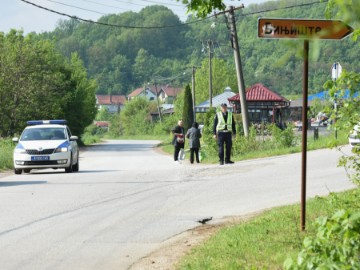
[31, 156, 50, 161]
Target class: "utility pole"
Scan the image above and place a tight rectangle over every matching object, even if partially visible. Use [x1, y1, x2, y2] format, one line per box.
[208, 40, 213, 108]
[192, 66, 197, 122]
[228, 5, 249, 137]
[154, 82, 162, 123]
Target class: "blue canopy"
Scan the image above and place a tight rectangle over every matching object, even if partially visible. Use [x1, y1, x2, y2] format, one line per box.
[308, 90, 359, 101]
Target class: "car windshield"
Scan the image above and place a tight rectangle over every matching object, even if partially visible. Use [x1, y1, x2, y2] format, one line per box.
[21, 128, 67, 141]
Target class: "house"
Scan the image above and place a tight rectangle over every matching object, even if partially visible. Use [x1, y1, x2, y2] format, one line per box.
[127, 87, 157, 101]
[96, 94, 126, 113]
[195, 86, 236, 113]
[228, 83, 290, 124]
[157, 85, 183, 104]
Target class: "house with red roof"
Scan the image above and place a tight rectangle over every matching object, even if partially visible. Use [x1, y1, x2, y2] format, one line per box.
[228, 83, 290, 124]
[127, 87, 157, 101]
[96, 94, 126, 113]
[157, 85, 183, 104]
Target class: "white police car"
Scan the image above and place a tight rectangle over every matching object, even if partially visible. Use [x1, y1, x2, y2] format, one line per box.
[12, 120, 79, 174]
[349, 122, 360, 149]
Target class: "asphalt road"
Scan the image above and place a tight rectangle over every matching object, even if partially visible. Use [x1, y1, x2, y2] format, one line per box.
[0, 140, 355, 270]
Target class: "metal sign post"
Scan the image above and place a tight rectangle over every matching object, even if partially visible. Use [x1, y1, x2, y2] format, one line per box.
[258, 18, 353, 231]
[331, 62, 342, 139]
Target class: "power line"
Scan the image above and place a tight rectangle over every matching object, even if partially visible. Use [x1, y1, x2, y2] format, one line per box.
[44, 0, 107, 15]
[20, 0, 209, 29]
[20, 0, 330, 30]
[238, 0, 329, 18]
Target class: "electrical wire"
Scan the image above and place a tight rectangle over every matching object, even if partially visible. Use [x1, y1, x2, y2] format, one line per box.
[20, 0, 330, 30]
[20, 0, 210, 28]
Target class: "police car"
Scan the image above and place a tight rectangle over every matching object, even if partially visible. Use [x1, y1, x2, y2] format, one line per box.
[12, 120, 79, 174]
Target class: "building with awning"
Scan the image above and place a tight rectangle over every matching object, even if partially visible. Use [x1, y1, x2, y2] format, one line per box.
[228, 83, 290, 124]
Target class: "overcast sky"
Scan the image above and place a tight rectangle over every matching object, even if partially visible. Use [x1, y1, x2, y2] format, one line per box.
[1, 0, 268, 34]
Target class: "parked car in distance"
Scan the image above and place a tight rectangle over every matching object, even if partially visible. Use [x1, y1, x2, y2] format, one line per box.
[13, 120, 79, 174]
[349, 122, 360, 149]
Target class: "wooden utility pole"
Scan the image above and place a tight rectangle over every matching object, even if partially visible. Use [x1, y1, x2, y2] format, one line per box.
[228, 5, 249, 137]
[208, 40, 213, 108]
[192, 66, 197, 122]
[154, 82, 162, 122]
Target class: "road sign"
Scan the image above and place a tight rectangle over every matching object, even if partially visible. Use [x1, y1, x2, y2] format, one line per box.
[331, 62, 342, 81]
[258, 18, 354, 40]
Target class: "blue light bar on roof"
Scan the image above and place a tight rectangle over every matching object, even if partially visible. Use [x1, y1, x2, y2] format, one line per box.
[27, 120, 67, 125]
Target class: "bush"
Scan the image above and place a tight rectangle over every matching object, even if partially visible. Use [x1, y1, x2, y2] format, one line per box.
[201, 108, 217, 161]
[270, 123, 297, 148]
[284, 209, 360, 270]
[0, 139, 15, 170]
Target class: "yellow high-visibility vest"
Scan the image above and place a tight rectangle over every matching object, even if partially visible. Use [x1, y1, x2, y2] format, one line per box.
[216, 111, 233, 132]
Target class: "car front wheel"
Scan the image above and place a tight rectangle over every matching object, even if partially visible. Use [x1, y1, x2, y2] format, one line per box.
[72, 157, 79, 172]
[65, 156, 73, 173]
[14, 169, 22, 175]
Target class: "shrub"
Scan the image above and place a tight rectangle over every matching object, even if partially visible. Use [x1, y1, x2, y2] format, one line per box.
[284, 209, 360, 270]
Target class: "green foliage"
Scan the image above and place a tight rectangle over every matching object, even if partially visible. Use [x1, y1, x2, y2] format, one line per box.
[120, 97, 153, 136]
[201, 108, 217, 159]
[108, 113, 123, 137]
[323, 69, 360, 186]
[36, 0, 360, 99]
[232, 125, 260, 156]
[284, 210, 360, 270]
[95, 107, 112, 121]
[177, 189, 360, 270]
[182, 84, 194, 131]
[270, 124, 297, 148]
[0, 139, 14, 171]
[0, 30, 96, 137]
[179, 0, 226, 18]
[195, 58, 237, 104]
[152, 114, 178, 136]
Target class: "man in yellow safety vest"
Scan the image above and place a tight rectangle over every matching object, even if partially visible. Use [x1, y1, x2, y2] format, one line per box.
[213, 103, 236, 165]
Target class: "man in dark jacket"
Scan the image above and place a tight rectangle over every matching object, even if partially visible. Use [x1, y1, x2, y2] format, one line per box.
[213, 103, 236, 165]
[171, 120, 185, 162]
[186, 122, 202, 164]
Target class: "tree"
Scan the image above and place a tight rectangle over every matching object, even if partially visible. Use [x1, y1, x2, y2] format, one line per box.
[0, 30, 96, 137]
[195, 58, 237, 104]
[179, 0, 226, 18]
[182, 84, 194, 131]
[120, 97, 153, 135]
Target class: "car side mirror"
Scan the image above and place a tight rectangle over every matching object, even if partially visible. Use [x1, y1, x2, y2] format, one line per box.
[12, 137, 19, 142]
[70, 136, 78, 141]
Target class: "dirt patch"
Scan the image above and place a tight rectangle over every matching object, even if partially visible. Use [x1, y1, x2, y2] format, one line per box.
[129, 212, 262, 270]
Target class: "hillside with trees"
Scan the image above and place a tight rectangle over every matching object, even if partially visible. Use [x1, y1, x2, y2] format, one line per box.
[40, 0, 360, 101]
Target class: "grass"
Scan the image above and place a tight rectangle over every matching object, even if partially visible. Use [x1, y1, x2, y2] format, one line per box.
[0, 139, 15, 171]
[176, 189, 360, 270]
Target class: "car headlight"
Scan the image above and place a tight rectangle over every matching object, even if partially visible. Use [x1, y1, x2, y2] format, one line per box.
[55, 146, 69, 153]
[14, 148, 26, 154]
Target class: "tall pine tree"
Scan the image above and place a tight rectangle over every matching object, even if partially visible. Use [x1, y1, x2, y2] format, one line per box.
[182, 84, 194, 132]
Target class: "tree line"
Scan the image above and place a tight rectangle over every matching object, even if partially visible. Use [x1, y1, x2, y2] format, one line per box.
[41, 0, 360, 100]
[0, 30, 97, 137]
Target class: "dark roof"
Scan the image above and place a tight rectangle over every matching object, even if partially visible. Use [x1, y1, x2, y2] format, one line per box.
[96, 95, 126, 105]
[228, 83, 289, 102]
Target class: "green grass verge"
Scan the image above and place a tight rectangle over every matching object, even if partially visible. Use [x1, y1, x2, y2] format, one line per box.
[176, 189, 360, 270]
[0, 139, 15, 171]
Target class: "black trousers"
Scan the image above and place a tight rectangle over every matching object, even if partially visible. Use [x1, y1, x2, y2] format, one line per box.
[190, 148, 200, 163]
[217, 132, 232, 162]
[174, 145, 184, 161]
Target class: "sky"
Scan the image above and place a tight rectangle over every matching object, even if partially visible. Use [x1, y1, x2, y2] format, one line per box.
[0, 0, 268, 34]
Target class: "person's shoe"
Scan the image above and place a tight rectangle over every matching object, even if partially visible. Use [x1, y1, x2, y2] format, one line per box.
[225, 160, 234, 164]
[219, 161, 224, 165]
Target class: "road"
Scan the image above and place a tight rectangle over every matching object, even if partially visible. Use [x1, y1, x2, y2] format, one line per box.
[0, 140, 355, 270]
